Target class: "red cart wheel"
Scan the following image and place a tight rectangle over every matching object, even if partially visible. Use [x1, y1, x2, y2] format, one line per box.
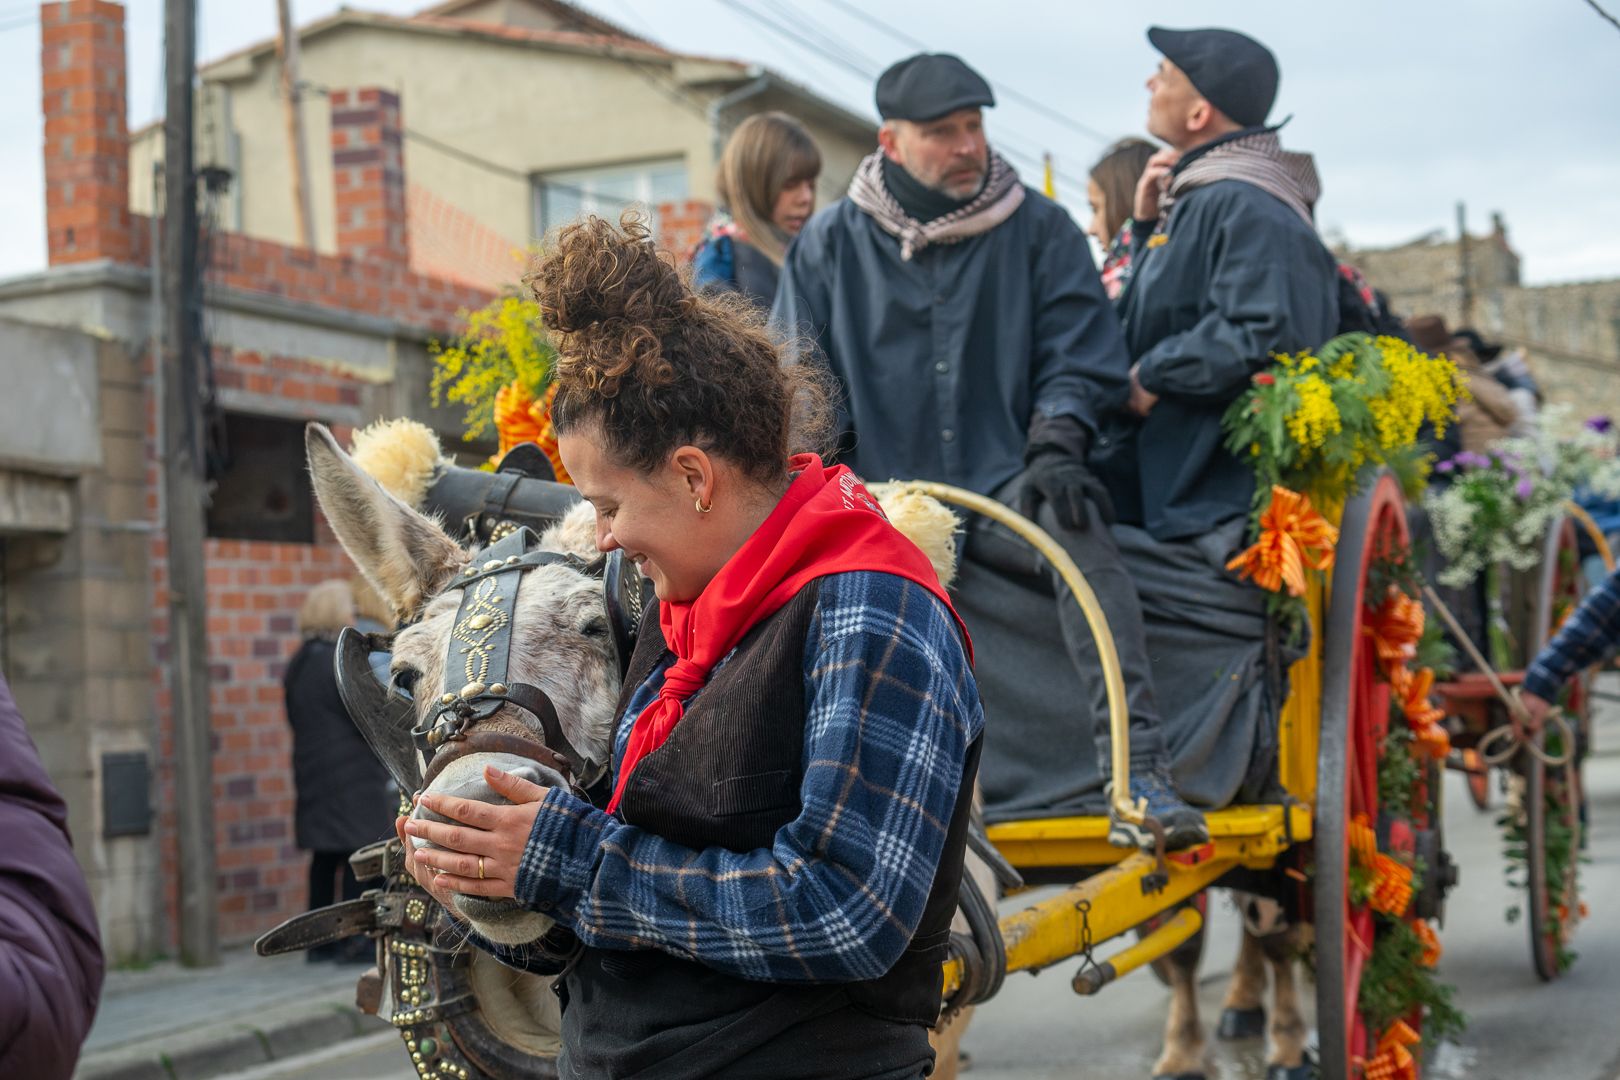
[1315, 474, 1420, 1079]
[1520, 519, 1587, 981]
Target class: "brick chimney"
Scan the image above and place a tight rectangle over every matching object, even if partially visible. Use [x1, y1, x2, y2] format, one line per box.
[41, 0, 131, 266]
[330, 88, 408, 264]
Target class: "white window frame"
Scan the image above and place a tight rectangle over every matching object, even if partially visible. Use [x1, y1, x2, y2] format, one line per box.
[532, 157, 688, 237]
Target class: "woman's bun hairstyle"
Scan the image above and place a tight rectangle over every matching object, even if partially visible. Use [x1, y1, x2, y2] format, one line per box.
[527, 213, 829, 483]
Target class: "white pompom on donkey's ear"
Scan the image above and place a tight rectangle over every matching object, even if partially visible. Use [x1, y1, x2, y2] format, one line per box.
[304, 423, 469, 625]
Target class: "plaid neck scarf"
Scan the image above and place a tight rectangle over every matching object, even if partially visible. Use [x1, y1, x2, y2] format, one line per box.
[1161, 130, 1319, 227]
[848, 149, 1025, 260]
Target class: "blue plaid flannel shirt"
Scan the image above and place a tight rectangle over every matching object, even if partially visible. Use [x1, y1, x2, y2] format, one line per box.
[489, 570, 982, 983]
[1524, 566, 1620, 701]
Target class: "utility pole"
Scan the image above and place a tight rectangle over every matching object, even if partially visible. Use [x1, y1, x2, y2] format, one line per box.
[274, 0, 315, 250]
[1456, 200, 1473, 327]
[163, 0, 218, 967]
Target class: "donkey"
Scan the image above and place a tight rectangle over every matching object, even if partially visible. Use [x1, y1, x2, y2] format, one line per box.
[1151, 895, 1312, 1080]
[307, 422, 621, 947]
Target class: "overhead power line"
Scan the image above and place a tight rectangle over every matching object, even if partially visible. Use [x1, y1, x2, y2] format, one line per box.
[1583, 0, 1620, 33]
[815, 0, 1112, 144]
[711, 0, 1093, 194]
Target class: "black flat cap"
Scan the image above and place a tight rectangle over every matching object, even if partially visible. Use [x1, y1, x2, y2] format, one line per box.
[875, 53, 995, 122]
[1147, 26, 1278, 128]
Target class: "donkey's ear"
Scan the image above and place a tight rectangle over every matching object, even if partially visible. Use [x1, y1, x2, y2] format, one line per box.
[306, 423, 467, 622]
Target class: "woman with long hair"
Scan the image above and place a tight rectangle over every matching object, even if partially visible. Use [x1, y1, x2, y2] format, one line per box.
[399, 215, 982, 1079]
[1086, 137, 1157, 300]
[691, 111, 822, 306]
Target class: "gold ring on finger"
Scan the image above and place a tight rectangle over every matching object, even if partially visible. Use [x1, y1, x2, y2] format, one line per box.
[478, 856, 486, 880]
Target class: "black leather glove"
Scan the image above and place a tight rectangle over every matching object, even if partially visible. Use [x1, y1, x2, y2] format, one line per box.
[1019, 415, 1116, 531]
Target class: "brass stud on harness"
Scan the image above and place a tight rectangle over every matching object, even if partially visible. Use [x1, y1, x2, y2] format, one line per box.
[489, 683, 508, 696]
[439, 693, 455, 706]
[481, 559, 502, 571]
[465, 614, 493, 630]
[505, 555, 521, 565]
[460, 681, 487, 699]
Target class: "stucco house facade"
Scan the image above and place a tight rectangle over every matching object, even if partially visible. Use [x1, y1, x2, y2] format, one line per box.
[127, 0, 877, 289]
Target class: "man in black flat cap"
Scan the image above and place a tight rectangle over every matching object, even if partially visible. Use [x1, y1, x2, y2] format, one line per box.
[1078, 29, 1339, 824]
[774, 53, 1207, 850]
[1108, 26, 1338, 541]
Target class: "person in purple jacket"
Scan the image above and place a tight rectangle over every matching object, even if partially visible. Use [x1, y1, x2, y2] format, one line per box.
[0, 671, 104, 1078]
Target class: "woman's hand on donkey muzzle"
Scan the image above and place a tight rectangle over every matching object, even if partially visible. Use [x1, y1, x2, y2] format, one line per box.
[399, 766, 550, 904]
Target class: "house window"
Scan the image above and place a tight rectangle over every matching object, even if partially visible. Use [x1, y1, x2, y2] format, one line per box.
[534, 158, 687, 236]
[205, 412, 315, 544]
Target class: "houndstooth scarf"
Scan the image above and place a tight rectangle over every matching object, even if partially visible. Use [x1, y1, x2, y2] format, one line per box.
[1160, 130, 1320, 227]
[848, 150, 1025, 260]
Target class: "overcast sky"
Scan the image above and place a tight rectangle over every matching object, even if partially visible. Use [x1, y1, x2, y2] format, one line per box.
[2, 0, 1618, 284]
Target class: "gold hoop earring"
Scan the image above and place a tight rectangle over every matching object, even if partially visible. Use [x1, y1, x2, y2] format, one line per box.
[695, 497, 713, 514]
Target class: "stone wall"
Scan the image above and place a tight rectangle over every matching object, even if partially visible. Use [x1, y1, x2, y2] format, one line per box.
[1340, 218, 1620, 423]
[2, 330, 161, 963]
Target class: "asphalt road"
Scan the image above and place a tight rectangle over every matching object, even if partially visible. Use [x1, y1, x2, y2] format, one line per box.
[234, 689, 1620, 1080]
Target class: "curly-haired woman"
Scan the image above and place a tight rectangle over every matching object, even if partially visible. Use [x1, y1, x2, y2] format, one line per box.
[399, 215, 982, 1079]
[690, 111, 822, 307]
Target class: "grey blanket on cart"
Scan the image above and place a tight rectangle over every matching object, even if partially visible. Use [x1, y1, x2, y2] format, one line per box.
[958, 518, 1296, 823]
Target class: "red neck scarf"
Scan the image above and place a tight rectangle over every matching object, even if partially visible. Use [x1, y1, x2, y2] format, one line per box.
[606, 455, 970, 813]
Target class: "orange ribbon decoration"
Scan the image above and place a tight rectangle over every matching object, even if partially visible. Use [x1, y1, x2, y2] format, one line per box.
[1411, 918, 1442, 968]
[1226, 486, 1338, 596]
[492, 379, 571, 484]
[1365, 587, 1425, 676]
[1360, 1019, 1421, 1080]
[1348, 813, 1414, 917]
[1388, 664, 1452, 760]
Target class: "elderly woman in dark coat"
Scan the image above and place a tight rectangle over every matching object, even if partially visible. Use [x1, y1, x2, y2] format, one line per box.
[284, 578, 396, 961]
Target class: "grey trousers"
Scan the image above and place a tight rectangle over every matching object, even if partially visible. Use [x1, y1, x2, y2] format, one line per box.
[965, 470, 1169, 775]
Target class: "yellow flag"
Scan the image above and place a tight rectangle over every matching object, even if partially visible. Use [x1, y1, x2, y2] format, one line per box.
[1042, 153, 1056, 198]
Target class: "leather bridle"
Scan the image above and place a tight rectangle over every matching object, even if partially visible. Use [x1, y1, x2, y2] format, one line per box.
[336, 525, 622, 802]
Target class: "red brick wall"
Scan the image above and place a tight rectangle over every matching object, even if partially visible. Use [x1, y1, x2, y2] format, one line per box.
[146, 346, 376, 946]
[408, 182, 528, 290]
[41, 0, 130, 265]
[655, 198, 714, 265]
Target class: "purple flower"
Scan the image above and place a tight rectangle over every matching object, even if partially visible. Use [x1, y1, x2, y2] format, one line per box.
[1587, 415, 1613, 433]
[1516, 477, 1535, 499]
[1435, 459, 1455, 473]
[1453, 450, 1489, 469]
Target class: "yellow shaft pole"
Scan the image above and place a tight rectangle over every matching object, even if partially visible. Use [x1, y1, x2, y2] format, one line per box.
[1071, 905, 1203, 995]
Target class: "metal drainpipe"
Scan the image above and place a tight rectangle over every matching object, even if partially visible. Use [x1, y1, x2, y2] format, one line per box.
[708, 72, 772, 167]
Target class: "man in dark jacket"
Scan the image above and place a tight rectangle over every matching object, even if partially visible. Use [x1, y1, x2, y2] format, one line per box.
[0, 672, 104, 1079]
[773, 53, 1206, 848]
[1112, 26, 1339, 540]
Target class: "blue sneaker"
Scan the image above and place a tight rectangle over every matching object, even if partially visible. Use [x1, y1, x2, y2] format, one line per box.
[1107, 769, 1209, 851]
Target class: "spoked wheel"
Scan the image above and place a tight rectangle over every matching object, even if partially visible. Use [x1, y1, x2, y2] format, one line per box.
[1315, 474, 1417, 1080]
[1520, 733, 1582, 981]
[1518, 519, 1588, 981]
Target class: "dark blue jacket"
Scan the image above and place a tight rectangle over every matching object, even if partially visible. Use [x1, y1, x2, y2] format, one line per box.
[1112, 177, 1338, 540]
[772, 191, 1131, 495]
